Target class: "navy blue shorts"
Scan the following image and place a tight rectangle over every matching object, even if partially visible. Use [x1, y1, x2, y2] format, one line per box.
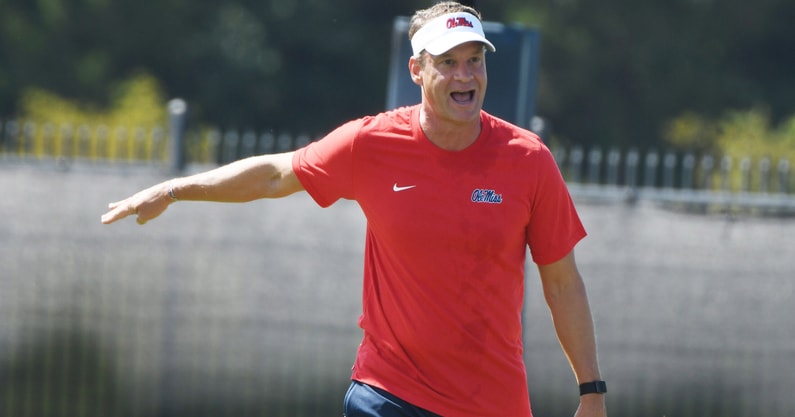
[343, 381, 442, 417]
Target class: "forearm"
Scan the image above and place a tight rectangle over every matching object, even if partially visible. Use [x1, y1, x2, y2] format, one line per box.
[171, 152, 300, 202]
[544, 278, 602, 384]
[101, 152, 302, 225]
[544, 272, 607, 415]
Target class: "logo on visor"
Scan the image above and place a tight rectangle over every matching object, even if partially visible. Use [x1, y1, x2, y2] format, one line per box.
[447, 17, 474, 29]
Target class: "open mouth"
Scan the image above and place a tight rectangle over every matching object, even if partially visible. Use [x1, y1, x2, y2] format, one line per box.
[451, 90, 475, 104]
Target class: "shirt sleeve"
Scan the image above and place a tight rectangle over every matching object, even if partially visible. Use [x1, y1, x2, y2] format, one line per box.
[292, 119, 362, 208]
[526, 147, 587, 265]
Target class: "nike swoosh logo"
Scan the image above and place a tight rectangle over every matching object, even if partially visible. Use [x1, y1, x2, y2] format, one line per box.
[393, 183, 417, 192]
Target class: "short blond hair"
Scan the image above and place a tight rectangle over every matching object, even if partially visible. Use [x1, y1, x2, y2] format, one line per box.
[408, 2, 483, 40]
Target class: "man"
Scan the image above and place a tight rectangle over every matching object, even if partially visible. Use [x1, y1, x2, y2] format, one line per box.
[102, 2, 607, 416]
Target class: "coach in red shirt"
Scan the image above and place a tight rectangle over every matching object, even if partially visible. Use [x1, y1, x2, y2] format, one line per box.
[103, 2, 607, 416]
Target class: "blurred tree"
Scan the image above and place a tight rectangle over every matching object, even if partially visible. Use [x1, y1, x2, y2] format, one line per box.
[662, 111, 720, 155]
[716, 109, 795, 164]
[20, 71, 166, 129]
[1, 0, 794, 148]
[506, 0, 795, 149]
[664, 107, 795, 192]
[0, 0, 210, 112]
[0, 0, 429, 135]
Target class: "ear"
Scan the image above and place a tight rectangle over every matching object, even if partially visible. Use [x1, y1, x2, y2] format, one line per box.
[408, 56, 422, 86]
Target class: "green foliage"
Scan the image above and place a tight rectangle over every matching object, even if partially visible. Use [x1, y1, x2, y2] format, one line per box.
[20, 71, 166, 129]
[665, 107, 795, 161]
[506, 0, 795, 150]
[1, 0, 794, 150]
[663, 112, 721, 154]
[716, 108, 795, 173]
[15, 72, 167, 160]
[664, 107, 795, 192]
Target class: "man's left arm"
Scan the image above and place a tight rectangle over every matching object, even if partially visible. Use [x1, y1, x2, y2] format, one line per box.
[537, 250, 607, 417]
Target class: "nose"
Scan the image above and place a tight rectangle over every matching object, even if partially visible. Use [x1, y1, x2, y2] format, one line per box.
[453, 63, 474, 81]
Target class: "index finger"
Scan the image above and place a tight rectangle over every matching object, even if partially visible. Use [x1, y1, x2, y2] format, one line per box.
[101, 200, 133, 224]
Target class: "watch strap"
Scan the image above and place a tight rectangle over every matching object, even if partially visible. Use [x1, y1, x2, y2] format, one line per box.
[579, 380, 607, 395]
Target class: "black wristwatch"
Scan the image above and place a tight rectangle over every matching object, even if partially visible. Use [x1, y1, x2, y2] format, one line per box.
[579, 380, 607, 396]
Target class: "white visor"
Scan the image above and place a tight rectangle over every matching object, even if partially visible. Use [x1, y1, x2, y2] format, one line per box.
[410, 12, 496, 56]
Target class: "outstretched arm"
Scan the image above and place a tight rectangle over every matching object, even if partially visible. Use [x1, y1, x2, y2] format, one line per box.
[101, 151, 303, 225]
[538, 251, 607, 417]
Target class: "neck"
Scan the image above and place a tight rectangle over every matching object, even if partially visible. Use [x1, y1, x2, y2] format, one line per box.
[419, 108, 482, 151]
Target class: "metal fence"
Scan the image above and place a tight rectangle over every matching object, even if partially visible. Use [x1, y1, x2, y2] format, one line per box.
[556, 146, 792, 193]
[2, 116, 794, 214]
[554, 146, 795, 215]
[0, 119, 170, 163]
[0, 118, 313, 167]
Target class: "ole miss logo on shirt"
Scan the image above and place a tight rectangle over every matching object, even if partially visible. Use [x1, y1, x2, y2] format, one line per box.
[471, 188, 503, 204]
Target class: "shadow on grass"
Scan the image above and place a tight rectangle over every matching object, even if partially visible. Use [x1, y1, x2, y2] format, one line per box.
[0, 326, 120, 417]
[0, 325, 777, 417]
[0, 325, 344, 417]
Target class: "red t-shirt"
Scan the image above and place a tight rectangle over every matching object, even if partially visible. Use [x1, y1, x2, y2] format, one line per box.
[292, 105, 585, 417]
